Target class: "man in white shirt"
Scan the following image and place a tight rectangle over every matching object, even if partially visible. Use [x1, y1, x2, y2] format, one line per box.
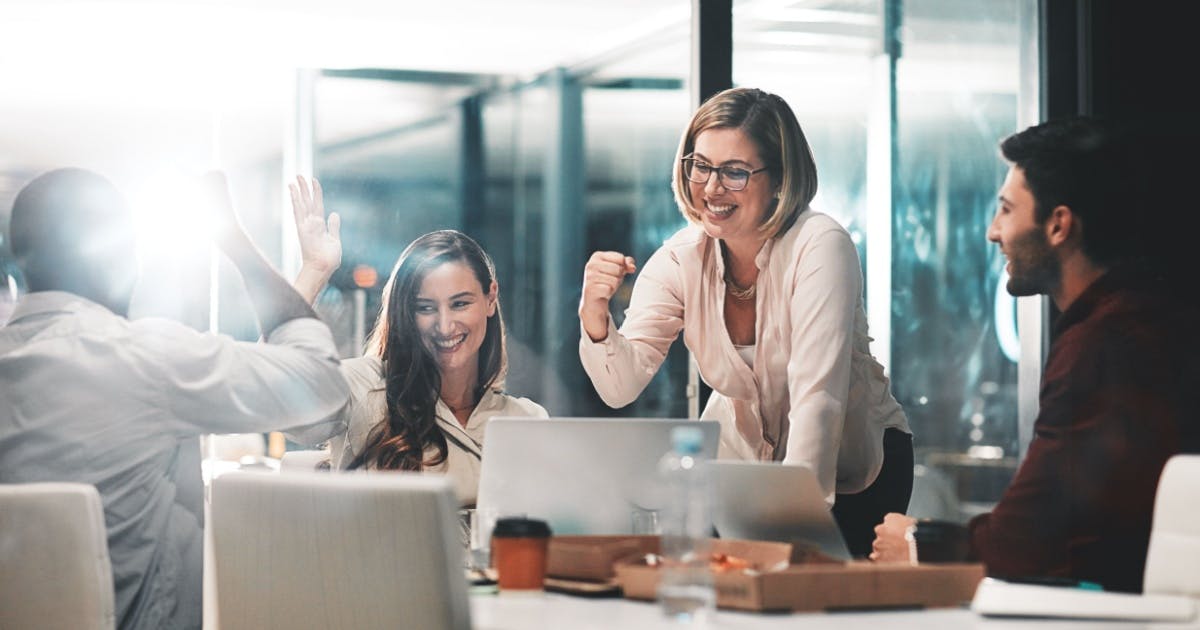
[0, 169, 349, 629]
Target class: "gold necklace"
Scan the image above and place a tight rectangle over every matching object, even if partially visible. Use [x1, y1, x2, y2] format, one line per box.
[724, 267, 756, 301]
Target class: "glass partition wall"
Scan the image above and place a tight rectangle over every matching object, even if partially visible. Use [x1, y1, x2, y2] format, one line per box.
[308, 42, 693, 418]
[0, 1, 1041, 518]
[733, 0, 1034, 520]
[891, 0, 1033, 518]
[292, 0, 1034, 517]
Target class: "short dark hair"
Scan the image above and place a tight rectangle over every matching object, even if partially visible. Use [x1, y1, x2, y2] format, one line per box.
[999, 117, 1132, 266]
[9, 168, 134, 294]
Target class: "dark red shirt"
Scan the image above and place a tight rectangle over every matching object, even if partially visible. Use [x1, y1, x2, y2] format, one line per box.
[967, 266, 1200, 592]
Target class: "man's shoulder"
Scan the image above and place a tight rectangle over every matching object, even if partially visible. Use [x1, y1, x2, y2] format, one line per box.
[1049, 288, 1191, 378]
[1075, 283, 1185, 342]
[4, 298, 135, 350]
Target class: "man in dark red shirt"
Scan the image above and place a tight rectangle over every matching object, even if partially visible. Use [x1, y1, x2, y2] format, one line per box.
[870, 118, 1200, 593]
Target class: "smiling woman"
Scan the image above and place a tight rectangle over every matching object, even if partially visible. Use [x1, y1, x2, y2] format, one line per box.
[285, 178, 548, 506]
[578, 87, 912, 557]
[413, 261, 499, 411]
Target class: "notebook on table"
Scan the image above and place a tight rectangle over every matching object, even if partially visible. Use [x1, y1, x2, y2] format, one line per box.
[971, 578, 1197, 622]
[972, 454, 1200, 623]
[709, 460, 852, 561]
[476, 417, 720, 535]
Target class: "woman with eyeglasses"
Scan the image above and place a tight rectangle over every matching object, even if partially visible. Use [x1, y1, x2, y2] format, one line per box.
[286, 178, 547, 506]
[578, 87, 911, 557]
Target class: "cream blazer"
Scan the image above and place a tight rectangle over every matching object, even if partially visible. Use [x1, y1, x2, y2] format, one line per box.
[579, 210, 908, 502]
[289, 355, 548, 505]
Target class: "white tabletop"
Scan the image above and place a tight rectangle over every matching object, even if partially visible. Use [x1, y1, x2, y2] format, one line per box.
[469, 592, 1200, 630]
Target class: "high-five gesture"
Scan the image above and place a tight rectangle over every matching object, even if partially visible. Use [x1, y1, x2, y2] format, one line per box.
[199, 170, 248, 253]
[289, 176, 342, 303]
[198, 170, 318, 335]
[290, 176, 341, 274]
[579, 251, 637, 342]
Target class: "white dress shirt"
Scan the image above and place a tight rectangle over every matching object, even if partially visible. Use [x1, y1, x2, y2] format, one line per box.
[580, 210, 909, 502]
[0, 291, 349, 630]
[287, 355, 549, 506]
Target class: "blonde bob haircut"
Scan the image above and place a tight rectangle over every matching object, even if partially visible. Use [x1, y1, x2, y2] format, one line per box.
[672, 87, 818, 239]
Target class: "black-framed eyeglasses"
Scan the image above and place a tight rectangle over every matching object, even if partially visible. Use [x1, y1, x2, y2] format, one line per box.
[681, 156, 769, 191]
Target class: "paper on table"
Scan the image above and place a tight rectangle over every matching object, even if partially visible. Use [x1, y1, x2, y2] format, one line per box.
[971, 577, 1197, 622]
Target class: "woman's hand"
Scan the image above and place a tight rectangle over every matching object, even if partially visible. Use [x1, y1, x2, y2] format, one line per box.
[870, 512, 917, 564]
[579, 251, 636, 342]
[289, 175, 341, 275]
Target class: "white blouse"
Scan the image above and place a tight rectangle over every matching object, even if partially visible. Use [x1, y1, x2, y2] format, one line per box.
[579, 210, 909, 503]
[288, 355, 548, 505]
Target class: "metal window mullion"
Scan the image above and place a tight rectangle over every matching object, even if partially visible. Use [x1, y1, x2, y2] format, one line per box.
[542, 69, 585, 416]
[687, 0, 733, 419]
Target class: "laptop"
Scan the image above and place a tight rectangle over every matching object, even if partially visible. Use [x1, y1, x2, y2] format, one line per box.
[476, 417, 720, 535]
[710, 461, 852, 561]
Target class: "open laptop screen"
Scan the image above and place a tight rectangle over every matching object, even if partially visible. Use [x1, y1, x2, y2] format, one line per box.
[477, 417, 719, 535]
[710, 460, 852, 561]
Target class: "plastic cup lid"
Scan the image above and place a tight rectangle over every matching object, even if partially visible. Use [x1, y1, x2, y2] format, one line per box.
[491, 516, 552, 538]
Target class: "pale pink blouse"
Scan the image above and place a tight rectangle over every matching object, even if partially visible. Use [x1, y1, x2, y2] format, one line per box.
[580, 210, 909, 502]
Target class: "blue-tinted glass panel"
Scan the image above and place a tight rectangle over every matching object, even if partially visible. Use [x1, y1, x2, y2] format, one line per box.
[733, 0, 1030, 520]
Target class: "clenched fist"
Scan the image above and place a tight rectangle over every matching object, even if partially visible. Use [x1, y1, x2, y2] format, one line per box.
[579, 251, 637, 342]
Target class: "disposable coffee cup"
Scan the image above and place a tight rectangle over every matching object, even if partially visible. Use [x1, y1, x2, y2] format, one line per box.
[911, 519, 969, 563]
[490, 517, 552, 591]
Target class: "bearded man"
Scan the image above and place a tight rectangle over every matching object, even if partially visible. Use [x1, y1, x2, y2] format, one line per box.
[871, 118, 1200, 593]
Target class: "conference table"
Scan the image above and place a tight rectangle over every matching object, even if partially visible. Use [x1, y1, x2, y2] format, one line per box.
[469, 591, 1200, 630]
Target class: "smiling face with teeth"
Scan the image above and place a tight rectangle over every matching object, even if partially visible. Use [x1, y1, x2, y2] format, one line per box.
[413, 261, 498, 390]
[672, 89, 818, 244]
[688, 127, 778, 251]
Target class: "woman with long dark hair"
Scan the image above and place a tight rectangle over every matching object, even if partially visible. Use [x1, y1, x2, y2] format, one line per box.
[287, 178, 547, 504]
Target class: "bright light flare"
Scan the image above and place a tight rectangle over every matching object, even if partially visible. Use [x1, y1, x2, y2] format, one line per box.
[129, 171, 217, 264]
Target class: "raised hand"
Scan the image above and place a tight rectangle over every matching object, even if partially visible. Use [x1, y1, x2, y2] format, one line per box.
[289, 176, 341, 276]
[197, 171, 320, 332]
[199, 170, 247, 254]
[579, 251, 637, 342]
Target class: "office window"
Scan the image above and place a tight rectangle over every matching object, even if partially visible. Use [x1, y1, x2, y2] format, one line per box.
[305, 18, 692, 417]
[311, 75, 479, 358]
[734, 0, 1033, 519]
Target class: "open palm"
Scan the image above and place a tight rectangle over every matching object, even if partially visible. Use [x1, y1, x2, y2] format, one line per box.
[289, 175, 341, 274]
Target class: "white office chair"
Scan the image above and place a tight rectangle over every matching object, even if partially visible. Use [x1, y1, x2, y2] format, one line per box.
[1143, 454, 1200, 597]
[210, 471, 470, 630]
[973, 453, 1200, 621]
[279, 449, 331, 473]
[0, 482, 116, 630]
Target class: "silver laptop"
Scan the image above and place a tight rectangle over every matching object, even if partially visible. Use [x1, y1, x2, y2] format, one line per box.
[710, 461, 852, 561]
[476, 417, 720, 535]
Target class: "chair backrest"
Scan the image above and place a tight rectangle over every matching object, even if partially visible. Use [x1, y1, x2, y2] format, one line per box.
[279, 449, 331, 473]
[0, 482, 116, 630]
[210, 471, 470, 630]
[1143, 454, 1200, 596]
